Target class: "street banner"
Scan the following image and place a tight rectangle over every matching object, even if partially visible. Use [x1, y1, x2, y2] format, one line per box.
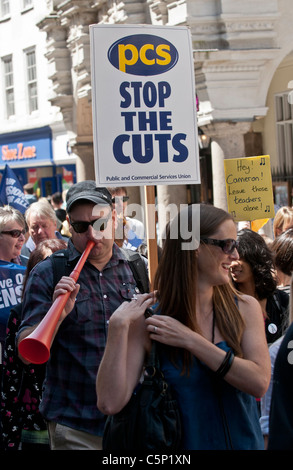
[0, 261, 26, 364]
[224, 155, 275, 222]
[90, 24, 200, 187]
[0, 164, 29, 213]
[0, 261, 26, 326]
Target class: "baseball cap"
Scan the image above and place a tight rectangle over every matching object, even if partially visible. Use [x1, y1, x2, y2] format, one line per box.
[66, 181, 113, 212]
[23, 183, 35, 191]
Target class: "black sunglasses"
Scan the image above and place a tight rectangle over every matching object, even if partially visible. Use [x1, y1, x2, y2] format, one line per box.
[70, 215, 111, 234]
[200, 238, 239, 255]
[1, 229, 26, 238]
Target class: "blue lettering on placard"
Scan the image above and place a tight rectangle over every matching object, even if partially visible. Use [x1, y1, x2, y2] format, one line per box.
[113, 135, 131, 164]
[108, 34, 178, 76]
[120, 81, 171, 108]
[113, 78, 188, 165]
[121, 111, 172, 131]
[172, 134, 189, 162]
[113, 133, 188, 164]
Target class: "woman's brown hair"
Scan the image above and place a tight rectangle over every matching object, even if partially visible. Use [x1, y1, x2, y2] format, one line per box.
[153, 204, 245, 373]
[22, 238, 68, 299]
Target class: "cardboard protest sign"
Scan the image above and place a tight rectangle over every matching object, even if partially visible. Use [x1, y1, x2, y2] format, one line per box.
[224, 155, 275, 222]
[90, 24, 200, 187]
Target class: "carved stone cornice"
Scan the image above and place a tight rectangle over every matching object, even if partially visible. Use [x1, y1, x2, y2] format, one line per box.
[37, 15, 73, 124]
[101, 0, 148, 24]
[202, 121, 252, 139]
[194, 45, 278, 123]
[38, 1, 100, 130]
[188, 0, 279, 50]
[147, 0, 169, 25]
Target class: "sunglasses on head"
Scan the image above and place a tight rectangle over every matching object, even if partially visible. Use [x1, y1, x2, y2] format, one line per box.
[1, 229, 26, 238]
[69, 215, 111, 234]
[200, 238, 238, 255]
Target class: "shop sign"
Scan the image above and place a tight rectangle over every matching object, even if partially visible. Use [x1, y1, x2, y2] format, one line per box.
[1, 143, 36, 161]
[0, 127, 52, 167]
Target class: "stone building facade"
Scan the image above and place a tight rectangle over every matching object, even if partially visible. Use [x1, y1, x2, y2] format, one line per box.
[6, 0, 293, 235]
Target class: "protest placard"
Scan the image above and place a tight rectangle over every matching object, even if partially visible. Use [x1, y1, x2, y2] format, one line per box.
[90, 24, 200, 284]
[224, 155, 275, 222]
[90, 24, 200, 187]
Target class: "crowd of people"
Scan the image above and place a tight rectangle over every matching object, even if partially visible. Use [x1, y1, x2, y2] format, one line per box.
[0, 180, 292, 451]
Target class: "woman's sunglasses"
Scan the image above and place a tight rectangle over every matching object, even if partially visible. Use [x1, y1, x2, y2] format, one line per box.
[200, 238, 238, 255]
[69, 215, 112, 234]
[1, 229, 26, 238]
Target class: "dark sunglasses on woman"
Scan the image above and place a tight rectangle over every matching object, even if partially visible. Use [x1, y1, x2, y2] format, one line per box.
[200, 238, 239, 255]
[1, 229, 26, 238]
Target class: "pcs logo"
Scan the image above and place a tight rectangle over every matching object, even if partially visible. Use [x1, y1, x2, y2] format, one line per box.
[108, 34, 178, 76]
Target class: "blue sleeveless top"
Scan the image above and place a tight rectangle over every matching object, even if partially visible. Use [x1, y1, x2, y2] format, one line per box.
[159, 342, 264, 450]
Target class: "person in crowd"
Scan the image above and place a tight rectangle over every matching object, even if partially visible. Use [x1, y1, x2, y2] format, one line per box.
[57, 190, 71, 238]
[61, 189, 68, 209]
[97, 203, 270, 450]
[23, 183, 37, 206]
[273, 206, 293, 238]
[137, 241, 163, 263]
[1, 238, 67, 451]
[230, 228, 289, 344]
[267, 274, 293, 450]
[0, 206, 27, 449]
[109, 187, 145, 250]
[21, 199, 67, 259]
[270, 228, 293, 295]
[0, 206, 27, 265]
[259, 231, 293, 447]
[17, 180, 149, 450]
[51, 192, 67, 224]
[260, 273, 293, 448]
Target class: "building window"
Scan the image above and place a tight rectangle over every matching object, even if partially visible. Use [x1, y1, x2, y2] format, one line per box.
[3, 56, 15, 117]
[25, 48, 38, 113]
[1, 0, 10, 17]
[275, 92, 293, 177]
[23, 0, 32, 9]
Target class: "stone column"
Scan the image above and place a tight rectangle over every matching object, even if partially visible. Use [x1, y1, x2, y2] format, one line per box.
[73, 145, 95, 182]
[204, 122, 252, 211]
[156, 184, 188, 244]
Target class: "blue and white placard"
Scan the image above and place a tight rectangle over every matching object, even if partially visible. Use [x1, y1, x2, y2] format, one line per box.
[90, 24, 200, 186]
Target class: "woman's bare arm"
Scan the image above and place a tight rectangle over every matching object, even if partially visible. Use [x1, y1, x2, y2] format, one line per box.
[145, 295, 270, 398]
[96, 293, 155, 415]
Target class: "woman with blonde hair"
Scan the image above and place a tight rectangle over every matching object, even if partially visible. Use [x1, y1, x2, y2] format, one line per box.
[0, 206, 26, 264]
[270, 228, 293, 293]
[97, 204, 270, 450]
[273, 206, 293, 238]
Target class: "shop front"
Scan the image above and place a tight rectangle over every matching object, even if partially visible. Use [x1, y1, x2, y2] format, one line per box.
[0, 126, 76, 199]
